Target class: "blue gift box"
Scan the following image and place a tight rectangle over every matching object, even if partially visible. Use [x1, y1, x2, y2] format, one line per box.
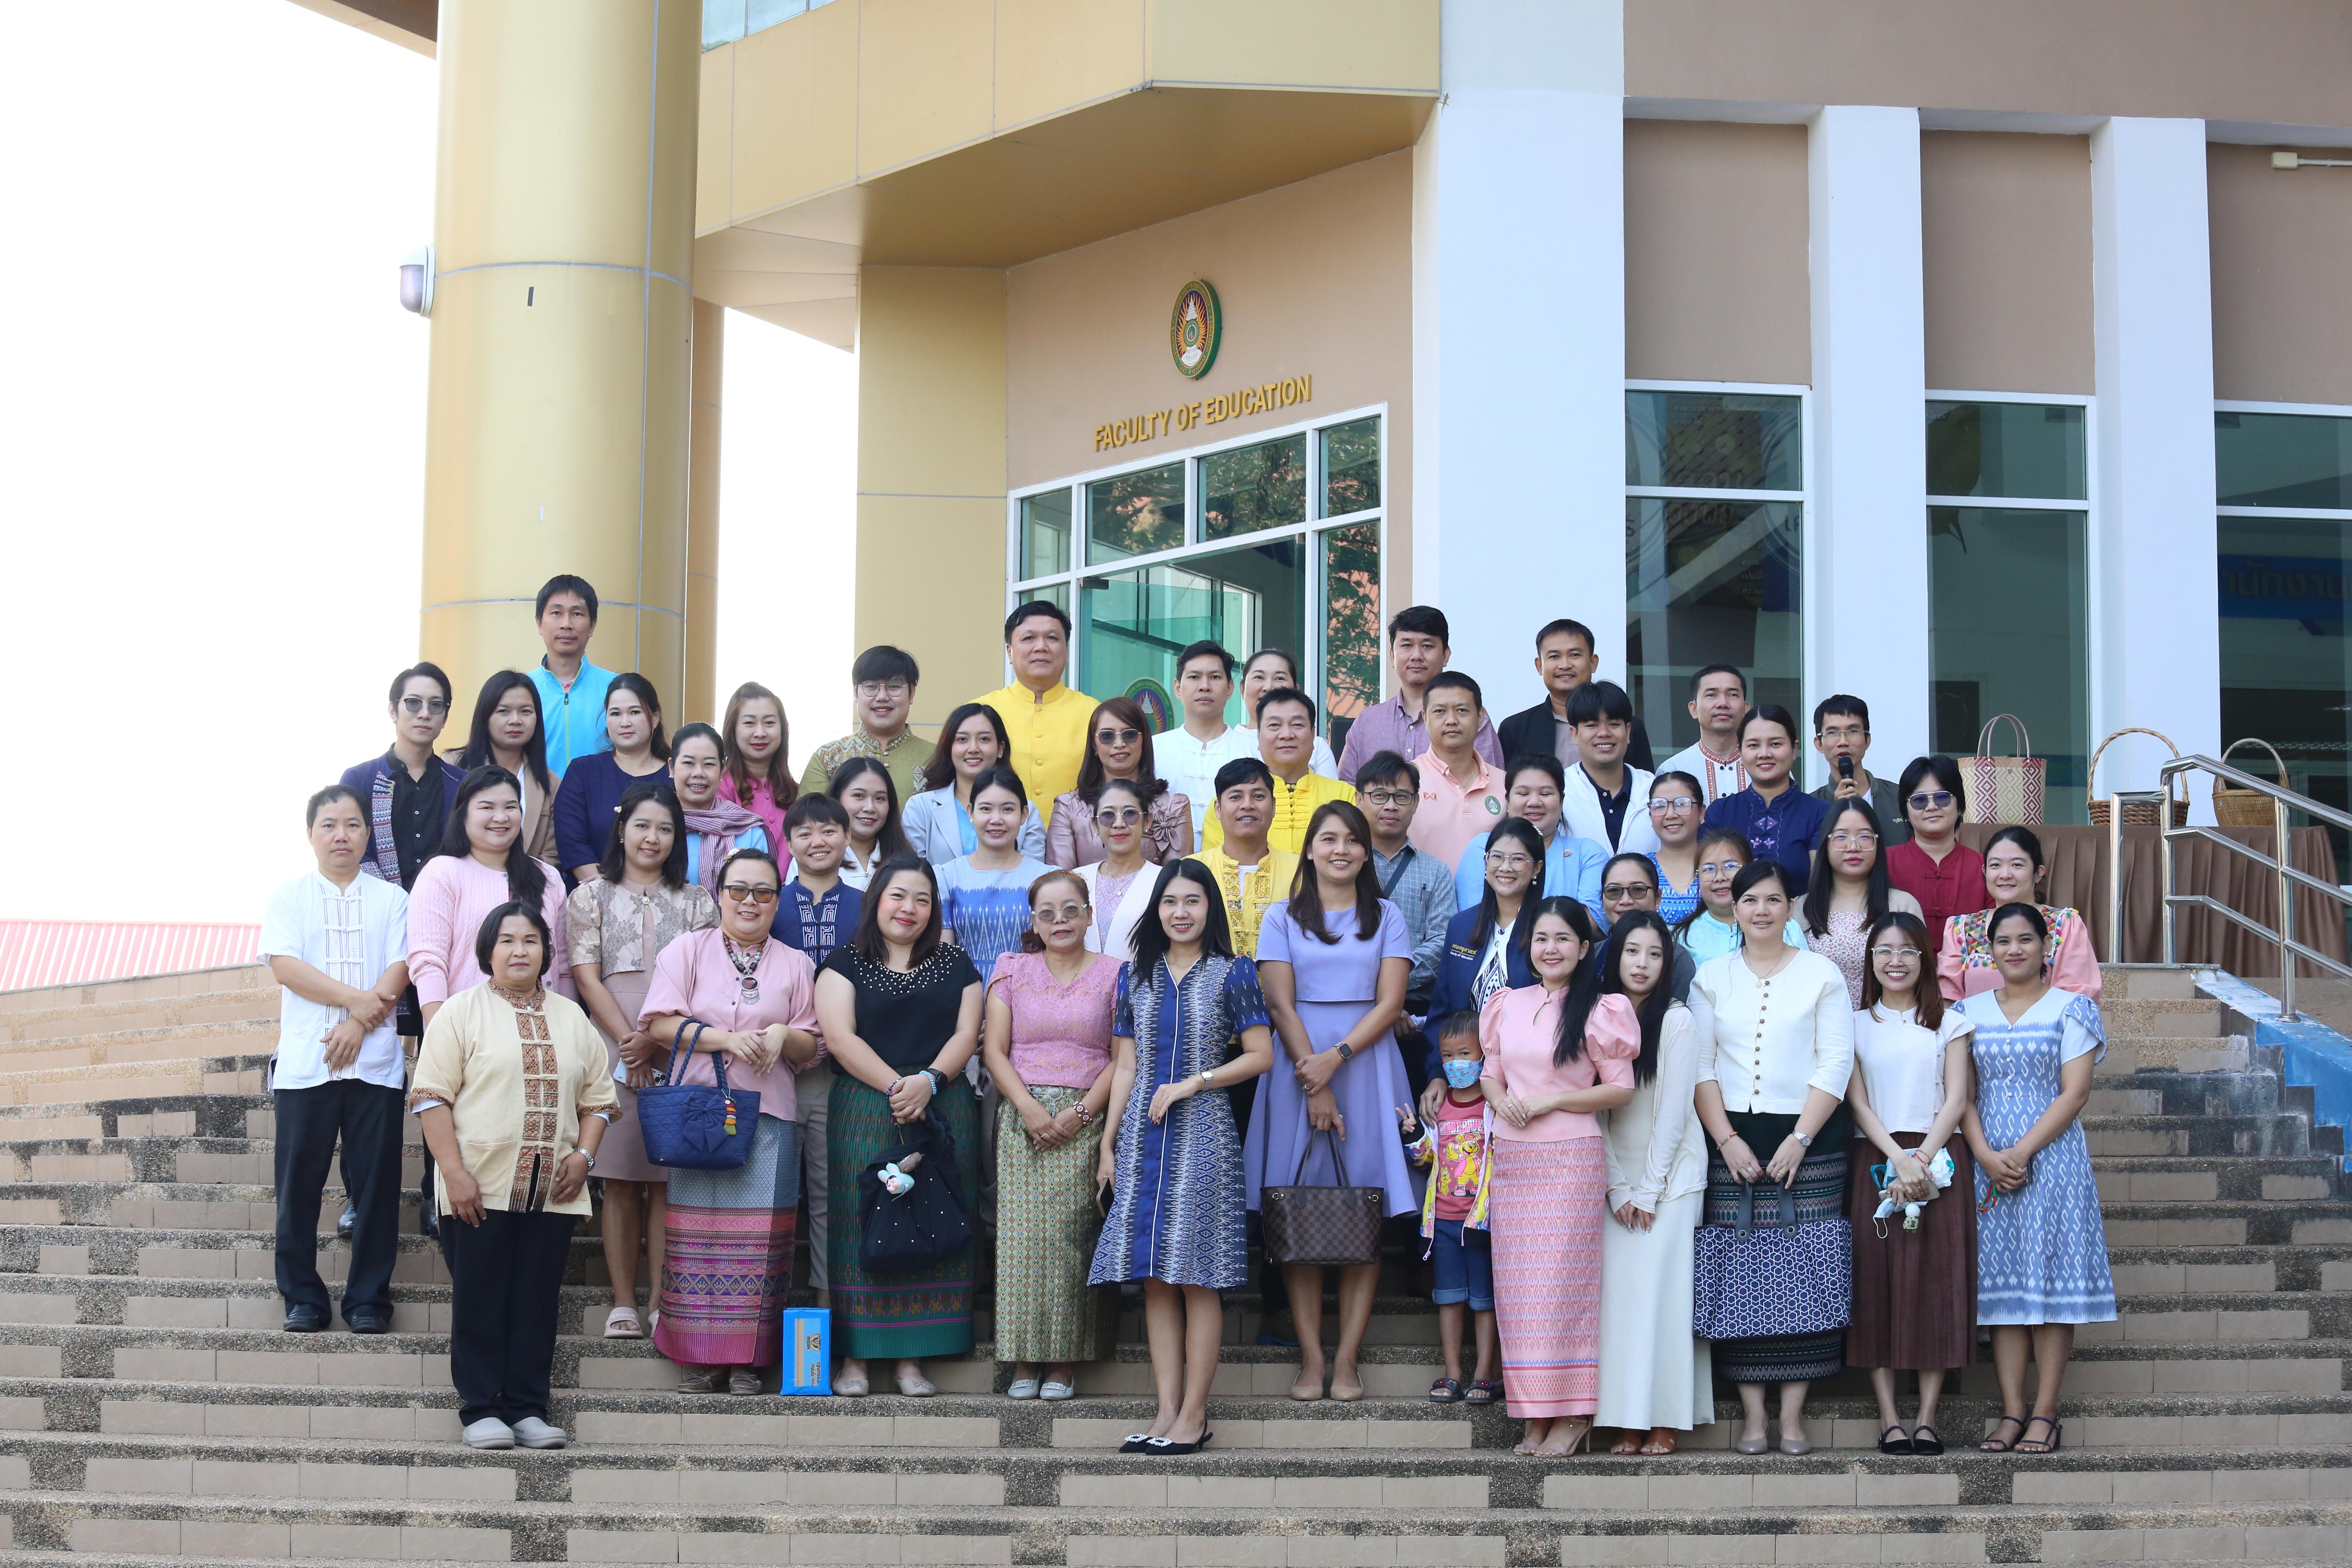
[782, 1307, 831, 1395]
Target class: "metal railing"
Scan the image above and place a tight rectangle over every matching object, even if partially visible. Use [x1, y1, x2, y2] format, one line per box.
[2103, 755, 2352, 1021]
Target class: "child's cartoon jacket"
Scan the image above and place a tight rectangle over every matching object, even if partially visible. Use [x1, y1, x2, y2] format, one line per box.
[1405, 1096, 1494, 1251]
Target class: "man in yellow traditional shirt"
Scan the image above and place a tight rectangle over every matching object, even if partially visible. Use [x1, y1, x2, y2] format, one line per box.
[1202, 688, 1354, 856]
[1192, 757, 1300, 959]
[976, 601, 1093, 827]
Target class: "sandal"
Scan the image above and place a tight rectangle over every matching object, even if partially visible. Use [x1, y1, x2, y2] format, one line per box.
[1979, 1414, 2026, 1453]
[604, 1306, 645, 1339]
[2014, 1415, 2062, 1455]
[728, 1367, 763, 1396]
[1909, 1424, 1944, 1456]
[1428, 1377, 1465, 1404]
[1465, 1379, 1501, 1406]
[1637, 1430, 1678, 1456]
[1877, 1425, 1913, 1455]
[1610, 1431, 1643, 1455]
[677, 1368, 722, 1394]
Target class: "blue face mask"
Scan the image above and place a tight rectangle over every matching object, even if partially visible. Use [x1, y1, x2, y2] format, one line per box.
[1442, 1058, 1483, 1090]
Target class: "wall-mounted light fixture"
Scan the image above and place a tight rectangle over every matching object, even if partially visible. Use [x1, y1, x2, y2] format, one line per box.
[2272, 151, 2352, 170]
[399, 245, 434, 316]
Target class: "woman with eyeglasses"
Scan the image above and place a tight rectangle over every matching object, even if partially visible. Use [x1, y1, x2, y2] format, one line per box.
[552, 673, 674, 886]
[1077, 779, 1159, 960]
[1884, 756, 1987, 941]
[1595, 852, 1696, 1004]
[1958, 903, 2113, 1455]
[1047, 697, 1194, 869]
[1936, 827, 2103, 1003]
[669, 723, 775, 893]
[980, 869, 1118, 1402]
[565, 783, 719, 1341]
[1674, 827, 1809, 967]
[636, 848, 823, 1394]
[719, 681, 797, 846]
[450, 671, 560, 867]
[903, 702, 1046, 867]
[409, 767, 573, 1031]
[1800, 800, 1924, 1009]
[1645, 771, 1706, 925]
[828, 757, 915, 891]
[936, 768, 1057, 980]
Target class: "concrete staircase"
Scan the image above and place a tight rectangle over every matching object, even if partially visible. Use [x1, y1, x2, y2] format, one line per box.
[0, 963, 2347, 1566]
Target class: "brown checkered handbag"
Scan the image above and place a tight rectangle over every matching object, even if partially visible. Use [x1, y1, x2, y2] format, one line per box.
[1261, 1128, 1385, 1268]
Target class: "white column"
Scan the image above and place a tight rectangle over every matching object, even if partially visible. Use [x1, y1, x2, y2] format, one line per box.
[1807, 105, 1929, 785]
[2092, 116, 2220, 813]
[1411, 0, 1623, 715]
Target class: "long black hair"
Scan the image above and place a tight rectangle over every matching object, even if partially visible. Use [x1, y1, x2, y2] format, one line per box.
[598, 782, 688, 889]
[920, 702, 1012, 800]
[1600, 909, 1677, 1086]
[848, 852, 943, 966]
[1802, 798, 1892, 938]
[1130, 858, 1236, 972]
[1287, 801, 1383, 944]
[1471, 815, 1548, 951]
[1859, 910, 1944, 1029]
[605, 672, 671, 761]
[456, 670, 552, 795]
[437, 765, 547, 910]
[829, 756, 914, 861]
[1526, 896, 1606, 1067]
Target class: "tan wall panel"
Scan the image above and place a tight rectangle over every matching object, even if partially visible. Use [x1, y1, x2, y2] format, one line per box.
[1151, 0, 1439, 93]
[2211, 143, 2352, 407]
[686, 301, 725, 726]
[855, 494, 1011, 731]
[696, 47, 733, 236]
[993, 0, 1146, 131]
[1629, 0, 2352, 128]
[857, 0, 996, 178]
[729, 0, 859, 220]
[1624, 120, 1809, 386]
[1919, 132, 2092, 396]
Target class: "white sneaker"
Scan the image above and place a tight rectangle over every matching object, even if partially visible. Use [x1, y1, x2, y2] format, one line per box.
[462, 1418, 515, 1450]
[511, 1417, 568, 1449]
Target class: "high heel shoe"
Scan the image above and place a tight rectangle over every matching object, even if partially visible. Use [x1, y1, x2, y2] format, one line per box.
[1534, 1421, 1595, 1458]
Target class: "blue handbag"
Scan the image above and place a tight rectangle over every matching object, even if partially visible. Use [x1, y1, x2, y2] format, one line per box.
[637, 1020, 761, 1171]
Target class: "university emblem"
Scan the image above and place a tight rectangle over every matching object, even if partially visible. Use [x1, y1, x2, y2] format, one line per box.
[1170, 280, 1221, 379]
[1125, 679, 1173, 733]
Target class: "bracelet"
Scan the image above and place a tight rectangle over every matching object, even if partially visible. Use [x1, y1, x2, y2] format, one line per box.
[1073, 1103, 1095, 1125]
[920, 1068, 944, 1094]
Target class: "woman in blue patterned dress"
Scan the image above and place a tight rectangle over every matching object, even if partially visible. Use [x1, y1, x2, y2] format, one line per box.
[1089, 858, 1277, 1455]
[935, 768, 1054, 977]
[1960, 902, 2114, 1456]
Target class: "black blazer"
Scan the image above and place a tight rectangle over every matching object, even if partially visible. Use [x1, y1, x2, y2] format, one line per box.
[1496, 701, 1655, 774]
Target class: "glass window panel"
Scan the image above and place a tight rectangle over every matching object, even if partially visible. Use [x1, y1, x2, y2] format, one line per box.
[1321, 522, 1382, 754]
[1926, 401, 2087, 501]
[746, 0, 808, 34]
[1625, 391, 1803, 492]
[1020, 490, 1071, 580]
[1322, 418, 1382, 518]
[1625, 499, 1804, 746]
[1087, 464, 1185, 564]
[2218, 516, 2352, 862]
[702, 0, 748, 48]
[1080, 540, 1305, 718]
[1202, 434, 1307, 541]
[1929, 506, 2092, 825]
[2216, 411, 2352, 509]
[1019, 581, 1069, 619]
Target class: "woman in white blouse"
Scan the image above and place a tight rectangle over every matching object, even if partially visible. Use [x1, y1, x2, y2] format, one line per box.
[1594, 911, 1714, 1454]
[1690, 860, 1855, 1456]
[1846, 911, 1976, 1457]
[1077, 779, 1158, 960]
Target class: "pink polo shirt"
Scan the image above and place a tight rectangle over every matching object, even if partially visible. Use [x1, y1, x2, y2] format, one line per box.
[1408, 751, 1507, 872]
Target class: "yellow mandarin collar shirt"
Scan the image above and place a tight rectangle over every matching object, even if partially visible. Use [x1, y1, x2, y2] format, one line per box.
[1194, 844, 1302, 958]
[979, 681, 1094, 822]
[1200, 771, 1356, 858]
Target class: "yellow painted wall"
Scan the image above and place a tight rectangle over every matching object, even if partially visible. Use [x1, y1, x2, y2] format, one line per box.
[686, 299, 724, 727]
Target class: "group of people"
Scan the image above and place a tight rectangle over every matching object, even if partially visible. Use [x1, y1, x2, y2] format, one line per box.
[260, 576, 2115, 1460]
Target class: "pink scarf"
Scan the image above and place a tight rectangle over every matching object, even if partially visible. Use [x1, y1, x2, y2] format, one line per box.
[685, 798, 775, 894]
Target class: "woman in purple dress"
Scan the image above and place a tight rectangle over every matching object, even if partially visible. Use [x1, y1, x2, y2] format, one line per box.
[1246, 801, 1417, 1403]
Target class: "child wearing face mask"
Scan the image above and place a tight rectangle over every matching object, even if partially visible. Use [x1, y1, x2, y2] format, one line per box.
[1404, 1011, 1499, 1405]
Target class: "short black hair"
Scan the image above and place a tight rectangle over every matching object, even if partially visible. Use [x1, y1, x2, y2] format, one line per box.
[1813, 694, 1869, 734]
[389, 662, 452, 708]
[1737, 703, 1801, 746]
[1897, 754, 1967, 825]
[1387, 605, 1450, 646]
[1688, 663, 1746, 700]
[1004, 599, 1071, 641]
[1354, 749, 1417, 791]
[1505, 753, 1566, 792]
[1254, 686, 1317, 724]
[851, 645, 920, 688]
[305, 784, 364, 830]
[1564, 680, 1634, 727]
[784, 793, 851, 834]
[1425, 670, 1482, 710]
[1175, 640, 1235, 680]
[1535, 618, 1595, 654]
[535, 574, 599, 622]
[1214, 756, 1276, 796]
[1435, 1009, 1481, 1042]
[971, 764, 1029, 811]
[473, 900, 552, 980]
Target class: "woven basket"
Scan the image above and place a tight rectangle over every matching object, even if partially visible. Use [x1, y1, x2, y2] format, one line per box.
[2087, 727, 2187, 828]
[2213, 737, 2290, 828]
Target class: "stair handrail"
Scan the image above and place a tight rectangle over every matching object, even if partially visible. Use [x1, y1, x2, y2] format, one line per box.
[2109, 754, 2352, 1022]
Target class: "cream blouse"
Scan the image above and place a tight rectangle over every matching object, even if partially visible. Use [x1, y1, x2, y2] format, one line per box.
[409, 984, 617, 1216]
[1601, 998, 1711, 1212]
[1690, 947, 1854, 1115]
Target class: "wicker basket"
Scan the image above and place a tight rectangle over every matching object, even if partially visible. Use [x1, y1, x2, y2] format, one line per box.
[2213, 737, 2290, 827]
[2086, 727, 2188, 828]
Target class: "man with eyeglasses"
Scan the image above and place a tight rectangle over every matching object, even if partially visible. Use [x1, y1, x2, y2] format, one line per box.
[1449, 755, 1609, 920]
[1807, 695, 1909, 846]
[341, 664, 467, 894]
[1355, 749, 1456, 1026]
[802, 645, 928, 801]
[524, 574, 617, 780]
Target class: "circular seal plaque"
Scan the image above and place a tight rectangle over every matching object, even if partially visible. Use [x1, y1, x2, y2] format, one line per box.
[1124, 679, 1174, 733]
[1169, 280, 1221, 380]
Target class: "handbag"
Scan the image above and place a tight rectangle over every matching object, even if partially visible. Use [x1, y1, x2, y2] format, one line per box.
[1261, 1127, 1385, 1269]
[1691, 1180, 1851, 1341]
[637, 1021, 761, 1171]
[858, 1110, 976, 1275]
[1962, 714, 2046, 826]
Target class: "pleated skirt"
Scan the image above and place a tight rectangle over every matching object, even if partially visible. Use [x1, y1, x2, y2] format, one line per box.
[1846, 1133, 1977, 1370]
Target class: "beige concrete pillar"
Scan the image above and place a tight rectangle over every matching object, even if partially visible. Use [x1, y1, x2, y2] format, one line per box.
[420, 0, 699, 735]
[686, 299, 724, 726]
[855, 267, 1008, 736]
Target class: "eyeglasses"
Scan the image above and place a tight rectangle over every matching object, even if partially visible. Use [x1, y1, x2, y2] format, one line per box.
[1033, 902, 1090, 925]
[1907, 790, 1955, 811]
[1867, 946, 1922, 962]
[1360, 789, 1415, 807]
[1647, 796, 1699, 814]
[1094, 806, 1143, 826]
[399, 696, 450, 717]
[1484, 852, 1535, 871]
[1828, 830, 1878, 847]
[719, 884, 780, 906]
[1697, 860, 1746, 878]
[855, 680, 911, 699]
[1600, 883, 1653, 902]
[1094, 727, 1143, 745]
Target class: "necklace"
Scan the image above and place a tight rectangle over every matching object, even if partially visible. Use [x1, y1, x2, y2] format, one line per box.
[724, 936, 762, 1004]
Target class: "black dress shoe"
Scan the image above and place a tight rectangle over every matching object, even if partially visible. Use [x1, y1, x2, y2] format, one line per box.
[283, 1306, 327, 1333]
[336, 1206, 356, 1240]
[345, 1313, 391, 1336]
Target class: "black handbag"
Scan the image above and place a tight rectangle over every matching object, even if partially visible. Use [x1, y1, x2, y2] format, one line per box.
[857, 1109, 976, 1275]
[637, 1021, 761, 1171]
[1261, 1127, 1385, 1268]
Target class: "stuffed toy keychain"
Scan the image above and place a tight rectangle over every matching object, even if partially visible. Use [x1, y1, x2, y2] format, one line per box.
[1872, 1147, 1955, 1236]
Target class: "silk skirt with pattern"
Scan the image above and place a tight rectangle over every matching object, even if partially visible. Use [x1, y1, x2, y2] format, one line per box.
[991, 1087, 1105, 1363]
[1489, 1136, 1608, 1419]
[830, 1076, 980, 1359]
[654, 1114, 797, 1368]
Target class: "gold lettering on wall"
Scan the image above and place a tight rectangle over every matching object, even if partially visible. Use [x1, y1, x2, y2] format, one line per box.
[1094, 374, 1312, 453]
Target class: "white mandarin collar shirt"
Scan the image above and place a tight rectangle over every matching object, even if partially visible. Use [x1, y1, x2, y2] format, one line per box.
[1851, 1004, 1975, 1136]
[1155, 723, 1261, 838]
[259, 871, 410, 1092]
[1690, 947, 1853, 1115]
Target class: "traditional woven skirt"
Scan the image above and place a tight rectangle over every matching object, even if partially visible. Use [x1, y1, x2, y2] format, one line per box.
[1489, 1136, 1608, 1419]
[830, 1075, 980, 1359]
[992, 1087, 1104, 1364]
[1846, 1133, 1977, 1370]
[1702, 1111, 1849, 1386]
[653, 1114, 797, 1368]
[590, 969, 664, 1184]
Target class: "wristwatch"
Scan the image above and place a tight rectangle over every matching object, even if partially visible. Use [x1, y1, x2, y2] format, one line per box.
[1793, 1131, 1814, 1149]
[1334, 1042, 1355, 1062]
[580, 1152, 597, 1171]
[1197, 1069, 1216, 1089]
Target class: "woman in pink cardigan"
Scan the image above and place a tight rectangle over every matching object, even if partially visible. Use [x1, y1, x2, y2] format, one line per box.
[1936, 826, 2102, 1003]
[408, 766, 572, 1028]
